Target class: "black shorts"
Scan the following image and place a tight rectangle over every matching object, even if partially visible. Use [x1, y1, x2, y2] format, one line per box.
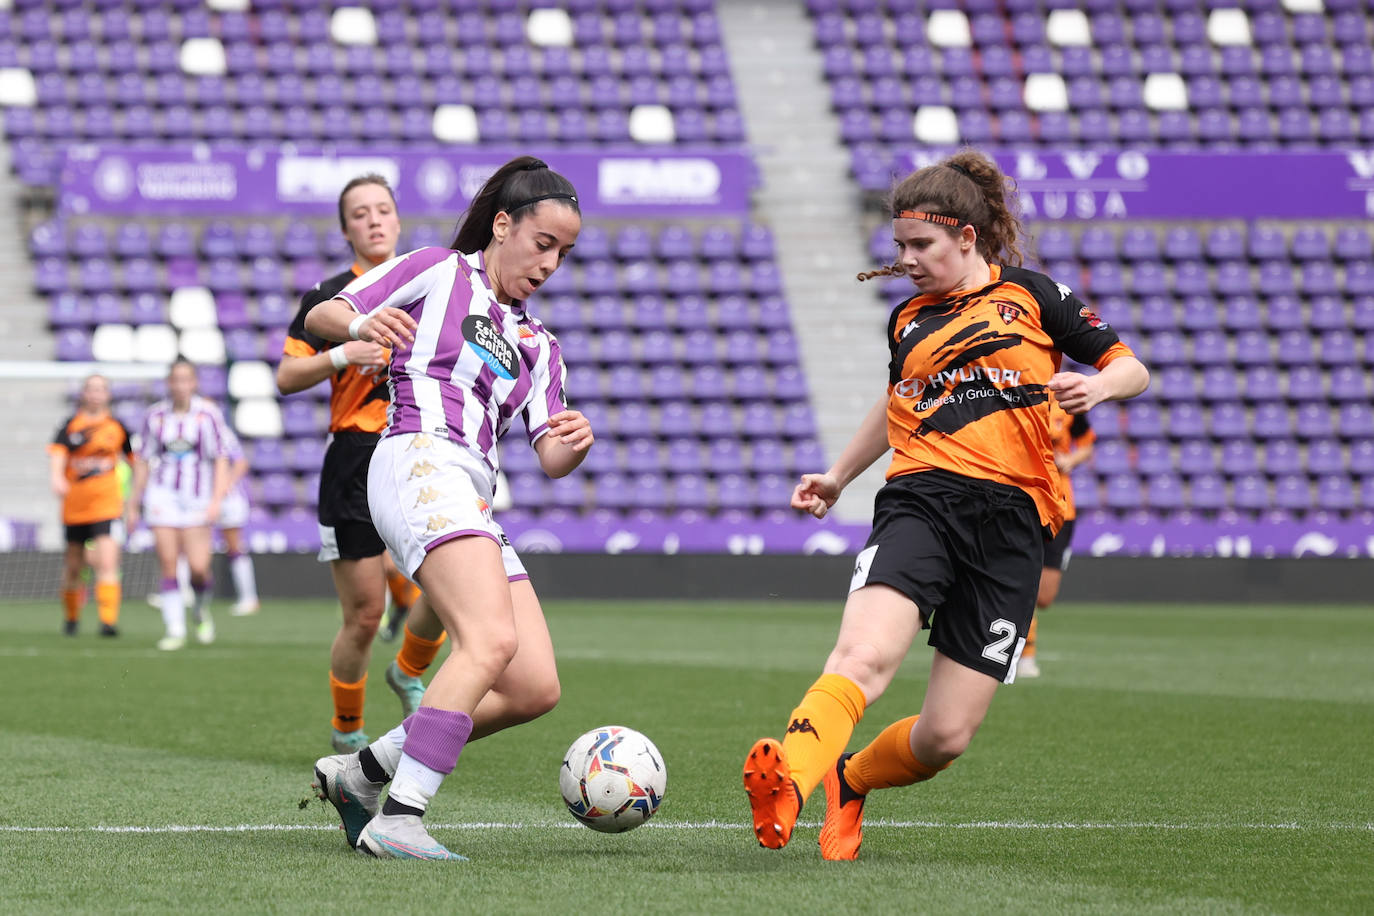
[849, 469, 1043, 683]
[65, 519, 115, 544]
[1042, 518, 1075, 572]
[317, 432, 385, 562]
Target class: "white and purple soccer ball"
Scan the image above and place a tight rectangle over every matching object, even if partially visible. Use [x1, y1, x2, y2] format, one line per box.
[559, 726, 666, 833]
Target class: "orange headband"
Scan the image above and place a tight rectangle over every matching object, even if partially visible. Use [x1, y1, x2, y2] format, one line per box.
[894, 210, 962, 226]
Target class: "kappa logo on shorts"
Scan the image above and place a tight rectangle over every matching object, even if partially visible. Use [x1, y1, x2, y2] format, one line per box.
[406, 434, 434, 450]
[408, 460, 437, 479]
[787, 718, 820, 740]
[425, 514, 455, 533]
[414, 486, 442, 507]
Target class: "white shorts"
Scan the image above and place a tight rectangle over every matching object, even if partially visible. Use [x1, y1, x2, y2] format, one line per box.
[367, 432, 527, 584]
[143, 485, 211, 529]
[219, 489, 250, 529]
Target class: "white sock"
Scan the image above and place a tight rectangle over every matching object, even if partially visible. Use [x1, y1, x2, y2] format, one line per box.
[368, 723, 408, 777]
[388, 753, 446, 812]
[230, 554, 258, 604]
[176, 557, 190, 594]
[161, 588, 186, 638]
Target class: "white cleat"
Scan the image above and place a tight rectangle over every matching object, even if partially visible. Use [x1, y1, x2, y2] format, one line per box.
[357, 813, 466, 861]
[1018, 656, 1041, 679]
[156, 635, 186, 652]
[231, 600, 260, 617]
[312, 753, 382, 848]
[195, 614, 216, 645]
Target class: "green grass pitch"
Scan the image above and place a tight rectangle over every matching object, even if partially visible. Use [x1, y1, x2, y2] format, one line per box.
[1, 593, 1370, 914]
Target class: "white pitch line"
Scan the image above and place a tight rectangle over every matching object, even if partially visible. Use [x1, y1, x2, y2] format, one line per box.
[1, 820, 1369, 835]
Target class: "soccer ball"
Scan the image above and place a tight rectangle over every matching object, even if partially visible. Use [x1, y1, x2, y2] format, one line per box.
[559, 726, 666, 833]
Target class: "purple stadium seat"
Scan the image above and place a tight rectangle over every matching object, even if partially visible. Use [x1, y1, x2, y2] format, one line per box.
[1231, 474, 1270, 513]
[1286, 365, 1327, 402]
[1306, 439, 1345, 476]
[1136, 439, 1173, 475]
[1176, 439, 1216, 477]
[1294, 403, 1335, 439]
[1167, 403, 1208, 439]
[1232, 330, 1272, 366]
[1316, 476, 1356, 513]
[1252, 403, 1294, 439]
[1273, 475, 1312, 513]
[1260, 440, 1303, 476]
[1330, 367, 1370, 403]
[1102, 473, 1142, 512]
[690, 365, 729, 401]
[1212, 403, 1251, 441]
[1350, 440, 1374, 474]
[1145, 473, 1185, 512]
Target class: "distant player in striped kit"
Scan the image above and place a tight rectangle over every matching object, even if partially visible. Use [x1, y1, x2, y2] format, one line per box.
[306, 156, 593, 860]
[48, 373, 132, 637]
[127, 358, 234, 651]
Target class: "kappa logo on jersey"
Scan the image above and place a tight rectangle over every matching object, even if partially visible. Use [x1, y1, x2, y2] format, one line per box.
[461, 314, 520, 380]
[1079, 305, 1106, 329]
[1056, 281, 1073, 300]
[996, 301, 1023, 325]
[414, 486, 442, 507]
[425, 514, 455, 533]
[900, 319, 920, 339]
[406, 434, 434, 450]
[408, 459, 437, 479]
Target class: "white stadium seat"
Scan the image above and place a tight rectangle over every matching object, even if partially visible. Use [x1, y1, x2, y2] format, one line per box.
[0, 67, 36, 107]
[179, 38, 227, 77]
[1281, 0, 1322, 11]
[926, 10, 971, 48]
[1046, 9, 1092, 47]
[629, 104, 676, 144]
[913, 105, 960, 145]
[178, 328, 226, 365]
[227, 360, 277, 400]
[133, 324, 179, 363]
[1143, 73, 1190, 111]
[1024, 73, 1069, 112]
[432, 104, 479, 143]
[1207, 9, 1253, 46]
[330, 7, 378, 47]
[91, 324, 135, 363]
[234, 398, 284, 439]
[205, 0, 249, 11]
[526, 9, 574, 48]
[168, 287, 217, 330]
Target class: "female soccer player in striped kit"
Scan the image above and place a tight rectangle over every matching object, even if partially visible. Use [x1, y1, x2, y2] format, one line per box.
[128, 358, 235, 651]
[305, 156, 592, 860]
[742, 150, 1149, 859]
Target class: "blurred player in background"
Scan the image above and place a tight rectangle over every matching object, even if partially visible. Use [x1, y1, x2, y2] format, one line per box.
[128, 358, 234, 651]
[306, 156, 591, 860]
[1020, 399, 1096, 678]
[218, 434, 260, 617]
[746, 150, 1149, 860]
[48, 373, 132, 637]
[277, 174, 443, 754]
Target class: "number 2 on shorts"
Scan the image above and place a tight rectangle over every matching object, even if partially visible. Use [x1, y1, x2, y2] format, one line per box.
[981, 618, 1018, 664]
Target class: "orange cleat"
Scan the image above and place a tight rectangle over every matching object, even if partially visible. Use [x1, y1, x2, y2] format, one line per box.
[819, 753, 865, 861]
[742, 738, 801, 849]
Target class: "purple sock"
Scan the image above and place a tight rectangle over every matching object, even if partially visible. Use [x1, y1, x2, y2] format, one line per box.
[160, 577, 178, 592]
[400, 706, 474, 775]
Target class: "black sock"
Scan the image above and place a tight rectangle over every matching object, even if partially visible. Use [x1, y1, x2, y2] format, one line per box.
[382, 797, 425, 818]
[358, 747, 389, 785]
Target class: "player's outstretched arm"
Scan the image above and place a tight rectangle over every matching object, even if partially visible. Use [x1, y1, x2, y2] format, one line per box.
[535, 410, 594, 478]
[304, 298, 416, 351]
[793, 392, 890, 518]
[1048, 355, 1149, 415]
[276, 343, 389, 395]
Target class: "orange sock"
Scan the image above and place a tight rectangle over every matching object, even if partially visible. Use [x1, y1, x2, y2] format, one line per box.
[95, 581, 121, 626]
[780, 673, 867, 802]
[844, 715, 948, 795]
[395, 624, 448, 678]
[386, 571, 421, 610]
[1025, 615, 1038, 659]
[62, 588, 84, 622]
[330, 672, 367, 733]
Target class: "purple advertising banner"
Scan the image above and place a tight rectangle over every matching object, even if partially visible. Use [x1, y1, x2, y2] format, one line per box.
[208, 514, 1374, 559]
[60, 145, 755, 217]
[894, 150, 1374, 221]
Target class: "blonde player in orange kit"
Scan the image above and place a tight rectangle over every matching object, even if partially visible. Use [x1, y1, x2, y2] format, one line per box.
[49, 374, 132, 636]
[742, 150, 1149, 860]
[277, 174, 447, 753]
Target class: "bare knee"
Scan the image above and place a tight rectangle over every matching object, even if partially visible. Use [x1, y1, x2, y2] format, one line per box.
[508, 675, 560, 724]
[827, 641, 892, 703]
[915, 718, 979, 766]
[454, 627, 519, 683]
[340, 599, 385, 646]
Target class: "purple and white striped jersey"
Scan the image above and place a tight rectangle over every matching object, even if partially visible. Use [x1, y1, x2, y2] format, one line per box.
[137, 395, 236, 501]
[335, 247, 568, 487]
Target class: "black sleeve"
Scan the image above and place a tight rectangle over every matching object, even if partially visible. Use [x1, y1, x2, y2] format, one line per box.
[885, 296, 916, 387]
[287, 284, 334, 354]
[1069, 414, 1091, 438]
[1005, 266, 1124, 367]
[117, 420, 134, 458]
[52, 415, 75, 449]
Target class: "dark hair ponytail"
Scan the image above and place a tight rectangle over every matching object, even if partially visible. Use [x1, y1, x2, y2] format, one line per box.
[449, 156, 580, 254]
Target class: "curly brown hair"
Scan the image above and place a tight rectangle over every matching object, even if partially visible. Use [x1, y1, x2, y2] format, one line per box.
[858, 149, 1025, 282]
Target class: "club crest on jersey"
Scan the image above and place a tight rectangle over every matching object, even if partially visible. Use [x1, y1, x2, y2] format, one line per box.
[996, 301, 1022, 325]
[462, 315, 520, 380]
[475, 496, 493, 522]
[1079, 305, 1106, 329]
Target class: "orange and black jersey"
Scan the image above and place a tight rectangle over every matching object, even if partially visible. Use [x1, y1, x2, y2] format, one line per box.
[1047, 401, 1095, 521]
[284, 264, 390, 435]
[884, 264, 1135, 533]
[49, 412, 132, 525]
